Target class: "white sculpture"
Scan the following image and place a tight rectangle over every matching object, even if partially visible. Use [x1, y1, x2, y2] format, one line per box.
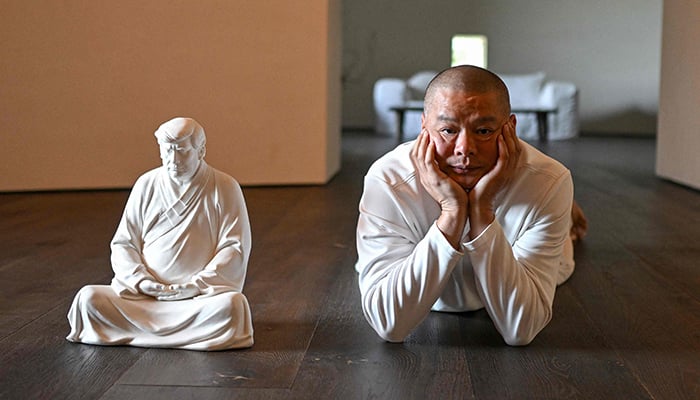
[66, 117, 253, 350]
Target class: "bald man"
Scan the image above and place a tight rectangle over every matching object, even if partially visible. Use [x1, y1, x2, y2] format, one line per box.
[67, 117, 253, 350]
[356, 65, 586, 345]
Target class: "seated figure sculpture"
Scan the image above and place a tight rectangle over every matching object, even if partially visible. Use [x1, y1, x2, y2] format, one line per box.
[66, 117, 253, 350]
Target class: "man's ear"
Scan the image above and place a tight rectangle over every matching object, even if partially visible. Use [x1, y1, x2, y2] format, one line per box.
[198, 146, 206, 160]
[509, 113, 517, 128]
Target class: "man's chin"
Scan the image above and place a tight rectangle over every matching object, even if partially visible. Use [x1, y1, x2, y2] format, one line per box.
[448, 174, 479, 191]
[460, 183, 475, 192]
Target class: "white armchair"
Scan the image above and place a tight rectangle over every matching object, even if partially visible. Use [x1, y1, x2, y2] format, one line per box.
[373, 71, 436, 138]
[373, 70, 579, 141]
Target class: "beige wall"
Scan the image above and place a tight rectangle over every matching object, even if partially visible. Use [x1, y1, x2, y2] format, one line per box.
[0, 0, 341, 191]
[342, 0, 662, 135]
[656, 0, 700, 190]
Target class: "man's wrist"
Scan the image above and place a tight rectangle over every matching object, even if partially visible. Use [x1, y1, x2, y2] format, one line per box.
[436, 208, 468, 250]
[468, 206, 495, 240]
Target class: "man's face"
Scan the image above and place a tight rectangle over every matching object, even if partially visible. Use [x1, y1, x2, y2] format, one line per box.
[159, 138, 202, 183]
[421, 88, 513, 191]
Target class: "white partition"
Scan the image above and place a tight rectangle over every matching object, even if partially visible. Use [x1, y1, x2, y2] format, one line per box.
[656, 0, 700, 190]
[0, 1, 340, 191]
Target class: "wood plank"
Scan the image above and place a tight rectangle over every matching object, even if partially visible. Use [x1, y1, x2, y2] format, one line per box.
[564, 227, 700, 399]
[549, 138, 700, 399]
[462, 286, 652, 399]
[0, 302, 146, 400]
[0, 191, 141, 399]
[542, 136, 700, 299]
[99, 386, 291, 400]
[0, 191, 125, 338]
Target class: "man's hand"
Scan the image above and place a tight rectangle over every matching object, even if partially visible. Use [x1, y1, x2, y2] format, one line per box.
[570, 200, 588, 243]
[468, 117, 521, 239]
[138, 279, 200, 301]
[411, 130, 468, 249]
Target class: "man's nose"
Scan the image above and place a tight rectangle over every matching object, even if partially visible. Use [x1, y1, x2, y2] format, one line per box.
[454, 131, 473, 156]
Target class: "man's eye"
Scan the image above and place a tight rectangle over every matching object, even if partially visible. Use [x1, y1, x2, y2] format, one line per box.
[476, 129, 493, 135]
[440, 128, 457, 135]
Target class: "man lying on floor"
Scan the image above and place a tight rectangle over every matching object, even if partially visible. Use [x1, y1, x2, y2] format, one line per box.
[355, 65, 588, 346]
[67, 117, 253, 351]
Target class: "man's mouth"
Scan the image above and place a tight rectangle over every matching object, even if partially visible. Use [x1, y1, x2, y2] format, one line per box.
[450, 165, 478, 174]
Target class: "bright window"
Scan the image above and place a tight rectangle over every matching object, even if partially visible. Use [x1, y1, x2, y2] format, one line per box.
[451, 35, 488, 68]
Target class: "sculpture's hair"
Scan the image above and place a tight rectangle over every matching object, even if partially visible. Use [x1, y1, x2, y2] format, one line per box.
[154, 117, 206, 150]
[424, 65, 511, 115]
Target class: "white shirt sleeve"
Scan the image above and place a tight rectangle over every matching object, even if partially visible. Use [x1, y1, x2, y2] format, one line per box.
[464, 171, 573, 345]
[356, 175, 464, 342]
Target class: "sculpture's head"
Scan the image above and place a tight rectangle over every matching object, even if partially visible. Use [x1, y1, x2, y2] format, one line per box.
[154, 117, 207, 183]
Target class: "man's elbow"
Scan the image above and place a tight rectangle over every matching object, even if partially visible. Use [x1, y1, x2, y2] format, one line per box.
[373, 325, 409, 343]
[502, 331, 537, 346]
[499, 316, 549, 346]
[498, 302, 553, 346]
[363, 306, 410, 343]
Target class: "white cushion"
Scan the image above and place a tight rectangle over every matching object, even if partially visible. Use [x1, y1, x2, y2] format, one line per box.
[406, 71, 438, 100]
[498, 72, 546, 108]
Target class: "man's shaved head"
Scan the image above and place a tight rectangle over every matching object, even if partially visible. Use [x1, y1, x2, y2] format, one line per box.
[424, 65, 511, 116]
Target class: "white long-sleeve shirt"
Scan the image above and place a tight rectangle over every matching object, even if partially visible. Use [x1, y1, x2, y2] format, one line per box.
[355, 139, 574, 345]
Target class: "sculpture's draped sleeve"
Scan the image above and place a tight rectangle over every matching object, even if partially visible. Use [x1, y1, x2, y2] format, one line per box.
[190, 172, 251, 297]
[110, 173, 158, 298]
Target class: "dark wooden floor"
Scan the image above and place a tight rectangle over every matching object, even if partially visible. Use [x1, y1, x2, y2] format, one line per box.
[1, 132, 699, 399]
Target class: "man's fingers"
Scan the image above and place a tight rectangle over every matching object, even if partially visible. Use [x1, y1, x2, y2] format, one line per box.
[499, 133, 509, 159]
[411, 131, 435, 177]
[425, 137, 436, 164]
[498, 119, 521, 174]
[504, 119, 521, 158]
[417, 130, 430, 162]
[410, 131, 427, 167]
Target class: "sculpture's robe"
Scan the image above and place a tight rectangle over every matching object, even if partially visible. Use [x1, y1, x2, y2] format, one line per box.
[67, 162, 253, 350]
